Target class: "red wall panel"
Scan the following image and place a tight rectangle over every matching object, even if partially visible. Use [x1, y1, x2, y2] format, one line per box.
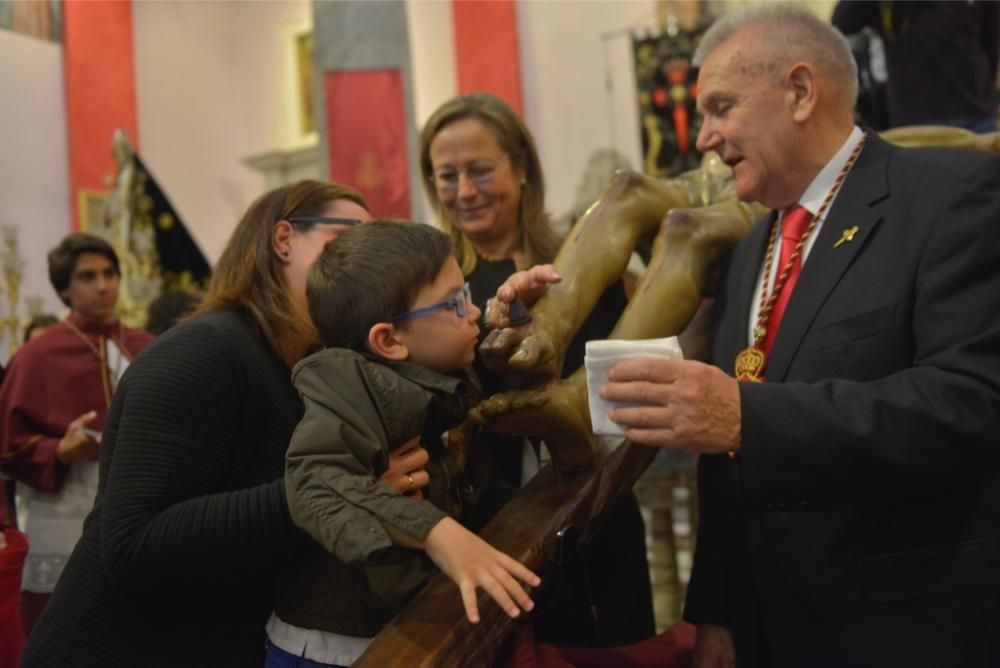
[452, 0, 523, 114]
[63, 0, 139, 230]
[325, 69, 410, 218]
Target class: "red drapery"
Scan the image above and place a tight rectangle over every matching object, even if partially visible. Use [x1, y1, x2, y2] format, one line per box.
[324, 69, 410, 218]
[452, 0, 523, 114]
[63, 0, 139, 231]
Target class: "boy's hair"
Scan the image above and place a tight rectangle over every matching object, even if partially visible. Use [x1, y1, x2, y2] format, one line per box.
[48, 233, 120, 306]
[307, 220, 454, 350]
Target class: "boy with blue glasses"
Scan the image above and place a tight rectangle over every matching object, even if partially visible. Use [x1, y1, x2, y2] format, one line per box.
[266, 221, 539, 667]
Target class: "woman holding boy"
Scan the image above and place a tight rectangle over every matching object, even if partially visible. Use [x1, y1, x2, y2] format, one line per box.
[21, 181, 439, 666]
[270, 221, 540, 667]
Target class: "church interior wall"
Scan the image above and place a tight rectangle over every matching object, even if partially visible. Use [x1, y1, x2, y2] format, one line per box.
[403, 0, 654, 223]
[0, 0, 841, 365]
[132, 0, 310, 264]
[514, 0, 833, 218]
[516, 0, 654, 219]
[0, 29, 72, 334]
[404, 0, 457, 223]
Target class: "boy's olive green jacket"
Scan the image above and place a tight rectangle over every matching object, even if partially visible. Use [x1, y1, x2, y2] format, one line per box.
[275, 347, 478, 638]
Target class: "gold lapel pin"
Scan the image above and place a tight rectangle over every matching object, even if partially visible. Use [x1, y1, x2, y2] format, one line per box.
[833, 226, 860, 249]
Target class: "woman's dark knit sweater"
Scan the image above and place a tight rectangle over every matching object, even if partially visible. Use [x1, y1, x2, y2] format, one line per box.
[21, 310, 306, 667]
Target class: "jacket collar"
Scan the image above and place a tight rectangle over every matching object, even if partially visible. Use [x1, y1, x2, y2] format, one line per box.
[763, 131, 892, 381]
[364, 353, 477, 396]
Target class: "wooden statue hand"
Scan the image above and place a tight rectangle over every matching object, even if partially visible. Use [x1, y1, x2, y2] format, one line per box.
[479, 322, 560, 381]
[469, 386, 551, 428]
[469, 377, 596, 470]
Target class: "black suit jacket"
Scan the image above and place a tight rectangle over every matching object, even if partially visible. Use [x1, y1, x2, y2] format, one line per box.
[684, 134, 1000, 667]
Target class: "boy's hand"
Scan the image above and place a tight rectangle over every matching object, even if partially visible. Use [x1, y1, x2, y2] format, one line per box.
[423, 517, 541, 624]
[380, 437, 430, 500]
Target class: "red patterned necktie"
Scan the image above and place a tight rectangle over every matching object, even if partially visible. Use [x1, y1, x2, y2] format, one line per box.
[761, 204, 813, 359]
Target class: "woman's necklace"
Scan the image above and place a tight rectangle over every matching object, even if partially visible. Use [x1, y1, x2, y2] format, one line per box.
[473, 234, 521, 263]
[475, 246, 512, 263]
[734, 135, 867, 383]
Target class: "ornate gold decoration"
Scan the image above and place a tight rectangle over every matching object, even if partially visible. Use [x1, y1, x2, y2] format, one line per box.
[0, 225, 42, 357]
[834, 225, 860, 248]
[88, 130, 208, 329]
[157, 212, 175, 231]
[734, 347, 766, 383]
[78, 189, 107, 233]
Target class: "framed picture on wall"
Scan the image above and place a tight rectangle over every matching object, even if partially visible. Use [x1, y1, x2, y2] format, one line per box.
[281, 18, 318, 147]
[296, 30, 315, 136]
[77, 189, 108, 239]
[0, 0, 62, 42]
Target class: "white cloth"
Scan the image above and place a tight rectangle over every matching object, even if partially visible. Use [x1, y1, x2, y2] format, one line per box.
[266, 613, 372, 666]
[747, 126, 865, 344]
[18, 335, 132, 593]
[105, 337, 128, 391]
[519, 439, 552, 485]
[520, 438, 540, 485]
[585, 337, 685, 436]
[17, 462, 99, 592]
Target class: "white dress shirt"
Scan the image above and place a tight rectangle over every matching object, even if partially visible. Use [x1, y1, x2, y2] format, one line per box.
[746, 126, 865, 345]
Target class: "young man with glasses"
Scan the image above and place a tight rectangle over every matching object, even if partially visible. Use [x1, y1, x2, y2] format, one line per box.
[265, 221, 539, 668]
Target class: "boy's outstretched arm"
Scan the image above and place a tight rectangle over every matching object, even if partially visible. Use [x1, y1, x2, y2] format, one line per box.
[384, 517, 541, 623]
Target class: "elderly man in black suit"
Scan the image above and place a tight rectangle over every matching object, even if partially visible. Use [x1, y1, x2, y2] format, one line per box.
[602, 4, 1000, 667]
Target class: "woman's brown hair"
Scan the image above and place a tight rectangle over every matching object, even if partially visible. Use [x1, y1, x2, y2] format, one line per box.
[195, 179, 367, 364]
[417, 92, 562, 276]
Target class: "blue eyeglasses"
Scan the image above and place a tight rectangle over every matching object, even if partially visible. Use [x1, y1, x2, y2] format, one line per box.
[391, 283, 472, 322]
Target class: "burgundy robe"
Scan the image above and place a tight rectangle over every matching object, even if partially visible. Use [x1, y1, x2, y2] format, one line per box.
[0, 315, 154, 493]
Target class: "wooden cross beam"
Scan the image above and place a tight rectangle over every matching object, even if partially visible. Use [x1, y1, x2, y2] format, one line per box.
[354, 439, 659, 667]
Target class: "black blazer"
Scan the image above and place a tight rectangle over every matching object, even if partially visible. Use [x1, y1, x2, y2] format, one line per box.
[685, 134, 1000, 667]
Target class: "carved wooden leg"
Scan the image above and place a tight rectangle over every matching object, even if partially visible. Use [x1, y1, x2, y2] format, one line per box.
[472, 199, 764, 472]
[480, 170, 702, 380]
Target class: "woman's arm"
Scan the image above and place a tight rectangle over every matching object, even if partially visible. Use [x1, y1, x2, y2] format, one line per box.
[97, 319, 303, 593]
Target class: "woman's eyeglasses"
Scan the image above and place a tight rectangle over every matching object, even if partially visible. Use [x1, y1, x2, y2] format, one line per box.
[391, 284, 472, 322]
[286, 216, 362, 227]
[429, 156, 510, 193]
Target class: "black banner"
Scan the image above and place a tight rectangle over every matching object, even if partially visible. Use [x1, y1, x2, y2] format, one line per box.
[633, 23, 708, 177]
[132, 155, 211, 294]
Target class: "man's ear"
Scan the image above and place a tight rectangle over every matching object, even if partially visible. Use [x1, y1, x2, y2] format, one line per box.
[367, 322, 409, 360]
[273, 220, 294, 263]
[787, 62, 818, 123]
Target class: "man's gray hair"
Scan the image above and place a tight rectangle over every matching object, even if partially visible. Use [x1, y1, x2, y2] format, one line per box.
[693, 4, 858, 111]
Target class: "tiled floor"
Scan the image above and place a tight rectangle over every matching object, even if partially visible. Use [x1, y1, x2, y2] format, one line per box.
[634, 451, 697, 633]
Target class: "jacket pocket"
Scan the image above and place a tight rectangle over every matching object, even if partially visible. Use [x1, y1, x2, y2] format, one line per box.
[800, 304, 898, 355]
[858, 535, 1000, 603]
